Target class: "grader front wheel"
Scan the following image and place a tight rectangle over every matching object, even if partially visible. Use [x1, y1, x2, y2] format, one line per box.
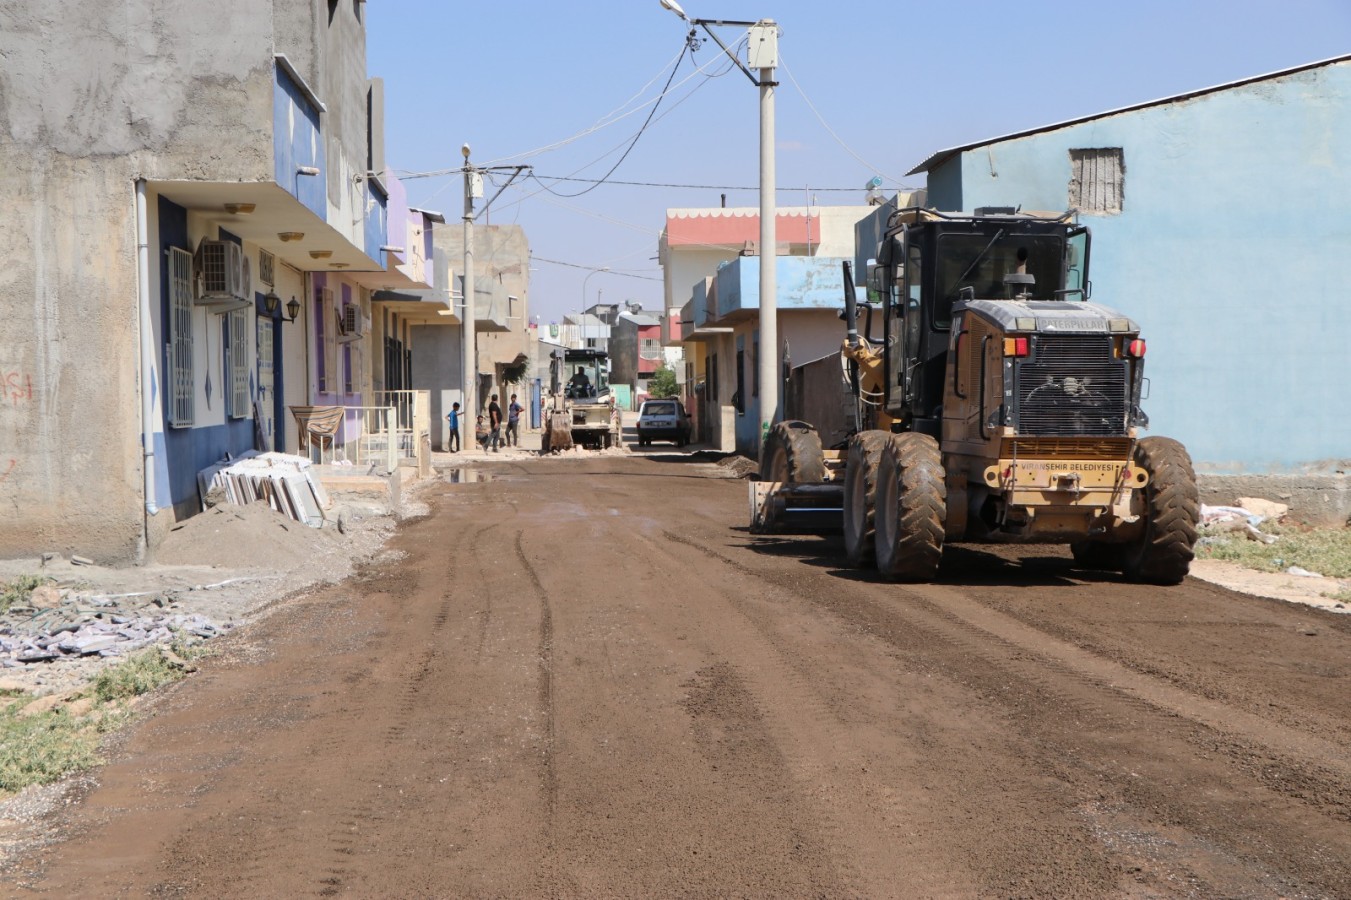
[1121, 436, 1200, 585]
[760, 421, 826, 484]
[874, 433, 946, 581]
[843, 431, 889, 567]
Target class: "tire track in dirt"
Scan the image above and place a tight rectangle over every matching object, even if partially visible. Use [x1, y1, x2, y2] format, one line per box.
[659, 520, 1351, 896]
[614, 525, 883, 896]
[512, 527, 568, 900]
[26, 505, 479, 897]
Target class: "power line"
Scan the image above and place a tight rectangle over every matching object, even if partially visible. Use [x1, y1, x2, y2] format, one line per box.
[531, 256, 663, 282]
[525, 175, 881, 192]
[478, 45, 690, 168]
[529, 41, 689, 199]
[778, 53, 917, 191]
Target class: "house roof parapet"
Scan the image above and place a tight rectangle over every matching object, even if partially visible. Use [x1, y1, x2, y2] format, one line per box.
[908, 52, 1351, 176]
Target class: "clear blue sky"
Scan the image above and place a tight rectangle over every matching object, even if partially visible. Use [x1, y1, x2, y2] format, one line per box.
[366, 1, 1350, 324]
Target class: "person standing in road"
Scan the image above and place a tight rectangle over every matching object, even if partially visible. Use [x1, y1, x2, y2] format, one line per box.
[487, 394, 503, 452]
[506, 393, 523, 447]
[445, 401, 461, 453]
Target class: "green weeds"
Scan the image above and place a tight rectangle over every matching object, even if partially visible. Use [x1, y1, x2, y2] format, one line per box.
[1196, 524, 1351, 579]
[0, 574, 53, 614]
[1, 643, 212, 796]
[0, 707, 103, 794]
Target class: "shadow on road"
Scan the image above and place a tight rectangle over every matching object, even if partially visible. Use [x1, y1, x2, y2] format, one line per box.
[742, 534, 1120, 589]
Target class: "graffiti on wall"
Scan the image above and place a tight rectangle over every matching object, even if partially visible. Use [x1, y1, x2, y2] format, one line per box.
[4, 370, 33, 406]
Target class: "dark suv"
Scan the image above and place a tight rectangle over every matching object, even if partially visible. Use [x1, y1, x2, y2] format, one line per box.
[635, 399, 692, 447]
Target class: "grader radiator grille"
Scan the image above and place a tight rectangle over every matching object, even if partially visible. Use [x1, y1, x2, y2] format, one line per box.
[1015, 335, 1128, 437]
[1000, 437, 1131, 460]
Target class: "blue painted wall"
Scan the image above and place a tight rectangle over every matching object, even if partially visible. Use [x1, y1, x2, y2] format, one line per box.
[926, 61, 1351, 473]
[273, 65, 325, 218]
[715, 256, 862, 319]
[157, 199, 256, 511]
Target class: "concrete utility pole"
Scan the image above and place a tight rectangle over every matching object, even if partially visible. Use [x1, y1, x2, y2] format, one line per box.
[753, 20, 778, 451]
[658, 3, 780, 454]
[461, 144, 479, 418]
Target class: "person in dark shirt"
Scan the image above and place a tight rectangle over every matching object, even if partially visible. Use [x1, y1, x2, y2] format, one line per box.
[487, 394, 502, 452]
[506, 394, 524, 447]
[568, 367, 592, 398]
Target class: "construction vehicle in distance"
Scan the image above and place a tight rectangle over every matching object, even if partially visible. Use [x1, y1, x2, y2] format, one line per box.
[542, 348, 618, 452]
[752, 207, 1200, 584]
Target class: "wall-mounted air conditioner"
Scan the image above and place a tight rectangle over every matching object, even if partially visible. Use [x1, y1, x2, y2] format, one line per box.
[337, 304, 366, 343]
[195, 240, 252, 311]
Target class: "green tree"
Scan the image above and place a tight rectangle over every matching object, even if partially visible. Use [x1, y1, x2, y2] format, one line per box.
[647, 364, 678, 399]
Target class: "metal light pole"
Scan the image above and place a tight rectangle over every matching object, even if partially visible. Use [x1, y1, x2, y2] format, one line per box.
[580, 267, 610, 347]
[660, 2, 779, 453]
[461, 144, 481, 418]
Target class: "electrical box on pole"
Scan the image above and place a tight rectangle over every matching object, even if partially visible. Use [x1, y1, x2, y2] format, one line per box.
[747, 22, 778, 69]
[468, 171, 484, 200]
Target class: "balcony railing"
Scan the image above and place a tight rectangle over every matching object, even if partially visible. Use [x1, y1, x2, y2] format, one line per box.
[291, 389, 430, 474]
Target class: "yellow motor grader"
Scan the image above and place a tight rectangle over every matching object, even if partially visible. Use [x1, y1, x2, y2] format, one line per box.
[752, 208, 1199, 584]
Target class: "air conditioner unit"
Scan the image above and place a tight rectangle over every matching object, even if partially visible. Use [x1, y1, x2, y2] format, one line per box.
[194, 240, 251, 311]
[337, 304, 366, 343]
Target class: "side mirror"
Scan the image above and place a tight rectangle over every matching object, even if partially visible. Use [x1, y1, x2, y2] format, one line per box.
[866, 261, 885, 303]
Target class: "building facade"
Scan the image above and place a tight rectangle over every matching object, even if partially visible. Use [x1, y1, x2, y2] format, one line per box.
[908, 55, 1351, 473]
[609, 313, 662, 405]
[0, 1, 434, 563]
[663, 205, 885, 455]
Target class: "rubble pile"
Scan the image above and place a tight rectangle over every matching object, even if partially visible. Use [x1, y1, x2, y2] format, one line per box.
[1198, 497, 1289, 545]
[0, 581, 233, 668]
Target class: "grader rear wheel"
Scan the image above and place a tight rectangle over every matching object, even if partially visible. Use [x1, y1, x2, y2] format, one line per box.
[843, 431, 889, 567]
[1121, 436, 1200, 585]
[874, 433, 946, 581]
[760, 421, 826, 484]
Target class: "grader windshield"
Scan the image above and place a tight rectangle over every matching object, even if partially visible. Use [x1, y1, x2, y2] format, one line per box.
[563, 349, 609, 400]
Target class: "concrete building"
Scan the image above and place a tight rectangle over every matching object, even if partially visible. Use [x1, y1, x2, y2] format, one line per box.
[663, 205, 899, 455]
[906, 54, 1351, 474]
[412, 223, 535, 449]
[0, 1, 432, 563]
[557, 313, 610, 354]
[609, 312, 663, 406]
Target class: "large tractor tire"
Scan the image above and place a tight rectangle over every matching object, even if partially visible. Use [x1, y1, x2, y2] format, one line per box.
[874, 433, 946, 581]
[1121, 436, 1200, 585]
[759, 421, 826, 484]
[843, 431, 889, 567]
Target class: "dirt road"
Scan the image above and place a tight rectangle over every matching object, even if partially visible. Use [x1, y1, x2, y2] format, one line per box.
[10, 455, 1351, 897]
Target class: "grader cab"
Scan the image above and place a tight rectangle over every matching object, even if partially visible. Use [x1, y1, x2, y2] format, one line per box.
[754, 208, 1199, 584]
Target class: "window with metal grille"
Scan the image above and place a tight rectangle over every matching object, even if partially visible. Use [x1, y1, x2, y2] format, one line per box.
[344, 342, 361, 395]
[1069, 148, 1124, 214]
[168, 247, 195, 427]
[228, 307, 250, 418]
[316, 288, 336, 393]
[256, 316, 275, 449]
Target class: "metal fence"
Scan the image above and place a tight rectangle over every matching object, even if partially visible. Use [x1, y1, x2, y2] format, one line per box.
[294, 391, 430, 474]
